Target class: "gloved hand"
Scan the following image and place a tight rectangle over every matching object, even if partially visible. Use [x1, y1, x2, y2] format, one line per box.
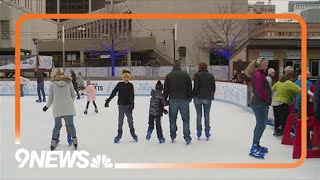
[163, 108, 168, 115]
[129, 103, 134, 112]
[105, 99, 111, 108]
[43, 106, 48, 112]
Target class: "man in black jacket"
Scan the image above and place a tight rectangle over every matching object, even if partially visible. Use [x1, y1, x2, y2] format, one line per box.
[164, 62, 192, 144]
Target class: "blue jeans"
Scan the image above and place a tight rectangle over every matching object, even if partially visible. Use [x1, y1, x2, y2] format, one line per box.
[118, 105, 135, 136]
[20, 84, 24, 97]
[52, 116, 77, 140]
[194, 97, 212, 132]
[251, 104, 268, 145]
[37, 82, 46, 101]
[169, 99, 191, 140]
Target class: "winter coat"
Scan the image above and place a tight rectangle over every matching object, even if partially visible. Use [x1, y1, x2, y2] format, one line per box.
[84, 84, 96, 101]
[251, 69, 272, 106]
[20, 76, 30, 85]
[164, 69, 192, 101]
[294, 79, 313, 110]
[35, 70, 44, 83]
[108, 82, 134, 105]
[192, 70, 216, 99]
[70, 71, 78, 90]
[46, 75, 76, 118]
[272, 80, 301, 105]
[149, 89, 167, 116]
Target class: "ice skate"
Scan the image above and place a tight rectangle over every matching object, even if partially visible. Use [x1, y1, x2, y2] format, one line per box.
[197, 131, 202, 140]
[114, 135, 121, 143]
[249, 144, 265, 159]
[205, 131, 211, 141]
[185, 137, 192, 145]
[132, 134, 138, 142]
[73, 138, 78, 150]
[258, 145, 268, 153]
[67, 134, 73, 145]
[159, 137, 165, 144]
[84, 110, 88, 115]
[94, 108, 98, 113]
[50, 140, 57, 151]
[146, 130, 153, 140]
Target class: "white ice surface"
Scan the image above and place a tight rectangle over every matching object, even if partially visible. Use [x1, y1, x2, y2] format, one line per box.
[0, 96, 319, 179]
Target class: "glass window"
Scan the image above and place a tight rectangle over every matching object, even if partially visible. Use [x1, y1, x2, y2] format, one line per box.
[311, 60, 320, 76]
[210, 53, 229, 66]
[0, 20, 10, 40]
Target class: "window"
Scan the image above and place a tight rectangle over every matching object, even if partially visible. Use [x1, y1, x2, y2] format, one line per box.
[0, 20, 10, 40]
[311, 60, 320, 76]
[67, 54, 77, 61]
[284, 59, 300, 71]
[132, 61, 141, 66]
[210, 53, 229, 66]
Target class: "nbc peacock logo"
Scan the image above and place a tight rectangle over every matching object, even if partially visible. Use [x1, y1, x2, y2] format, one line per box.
[90, 154, 113, 168]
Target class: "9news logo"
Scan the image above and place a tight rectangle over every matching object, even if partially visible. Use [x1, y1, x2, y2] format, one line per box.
[15, 148, 113, 169]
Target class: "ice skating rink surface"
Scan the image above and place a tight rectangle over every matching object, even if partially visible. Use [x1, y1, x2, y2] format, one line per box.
[1, 96, 319, 179]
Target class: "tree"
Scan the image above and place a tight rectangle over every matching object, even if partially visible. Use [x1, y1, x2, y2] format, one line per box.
[196, 0, 248, 79]
[86, 5, 135, 77]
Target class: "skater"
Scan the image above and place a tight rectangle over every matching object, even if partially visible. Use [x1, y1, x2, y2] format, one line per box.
[77, 72, 85, 91]
[70, 69, 80, 99]
[272, 71, 301, 136]
[314, 75, 320, 122]
[164, 62, 192, 144]
[295, 71, 313, 113]
[42, 68, 78, 150]
[245, 57, 271, 159]
[192, 62, 216, 140]
[265, 68, 276, 126]
[105, 70, 137, 143]
[20, 75, 30, 97]
[35, 66, 46, 102]
[83, 80, 98, 114]
[146, 80, 168, 144]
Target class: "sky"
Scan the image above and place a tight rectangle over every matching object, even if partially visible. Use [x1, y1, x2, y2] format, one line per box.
[248, 0, 319, 13]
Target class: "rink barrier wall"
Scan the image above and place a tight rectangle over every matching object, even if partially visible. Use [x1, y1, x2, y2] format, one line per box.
[0, 80, 274, 120]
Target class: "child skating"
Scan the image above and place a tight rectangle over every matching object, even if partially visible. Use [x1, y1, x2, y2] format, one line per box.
[83, 80, 98, 114]
[105, 70, 138, 143]
[146, 81, 168, 144]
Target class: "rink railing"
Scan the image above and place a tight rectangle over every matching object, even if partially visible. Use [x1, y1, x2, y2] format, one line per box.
[1, 80, 273, 120]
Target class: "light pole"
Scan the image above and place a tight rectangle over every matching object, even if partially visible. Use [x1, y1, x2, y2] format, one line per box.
[62, 25, 65, 70]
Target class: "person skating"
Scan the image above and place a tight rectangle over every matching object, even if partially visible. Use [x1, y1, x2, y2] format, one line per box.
[83, 80, 98, 114]
[20, 75, 30, 97]
[105, 70, 137, 143]
[272, 72, 301, 136]
[164, 62, 193, 145]
[146, 80, 168, 144]
[70, 69, 80, 99]
[192, 62, 216, 140]
[35, 66, 46, 103]
[266, 68, 277, 126]
[245, 57, 271, 159]
[42, 68, 78, 150]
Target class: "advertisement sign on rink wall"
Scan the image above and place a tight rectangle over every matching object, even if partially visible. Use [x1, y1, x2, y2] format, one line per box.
[0, 80, 247, 105]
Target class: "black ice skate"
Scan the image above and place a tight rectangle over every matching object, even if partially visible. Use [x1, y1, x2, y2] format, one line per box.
[50, 140, 57, 151]
[94, 108, 98, 113]
[73, 138, 78, 150]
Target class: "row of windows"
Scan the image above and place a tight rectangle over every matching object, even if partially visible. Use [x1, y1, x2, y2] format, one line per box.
[294, 4, 320, 10]
[265, 31, 320, 37]
[10, 0, 43, 13]
[57, 19, 132, 39]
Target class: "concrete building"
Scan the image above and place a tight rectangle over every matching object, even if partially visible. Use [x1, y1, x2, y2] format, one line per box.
[0, 0, 57, 55]
[301, 9, 320, 23]
[248, 2, 275, 34]
[289, 0, 320, 12]
[37, 0, 248, 69]
[230, 22, 320, 77]
[46, 0, 109, 14]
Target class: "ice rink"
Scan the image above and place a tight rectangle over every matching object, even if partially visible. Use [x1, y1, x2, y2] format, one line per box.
[1, 96, 320, 179]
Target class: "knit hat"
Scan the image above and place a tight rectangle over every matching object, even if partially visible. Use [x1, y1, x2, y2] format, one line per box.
[155, 80, 163, 91]
[284, 66, 294, 73]
[87, 80, 91, 85]
[268, 68, 276, 75]
[121, 69, 132, 79]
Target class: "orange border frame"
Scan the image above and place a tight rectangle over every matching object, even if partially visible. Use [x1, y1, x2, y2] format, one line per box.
[15, 14, 307, 169]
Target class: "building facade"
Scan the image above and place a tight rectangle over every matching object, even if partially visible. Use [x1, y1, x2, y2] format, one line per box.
[46, 0, 108, 14]
[0, 0, 57, 55]
[301, 9, 320, 23]
[289, 0, 320, 12]
[230, 22, 320, 77]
